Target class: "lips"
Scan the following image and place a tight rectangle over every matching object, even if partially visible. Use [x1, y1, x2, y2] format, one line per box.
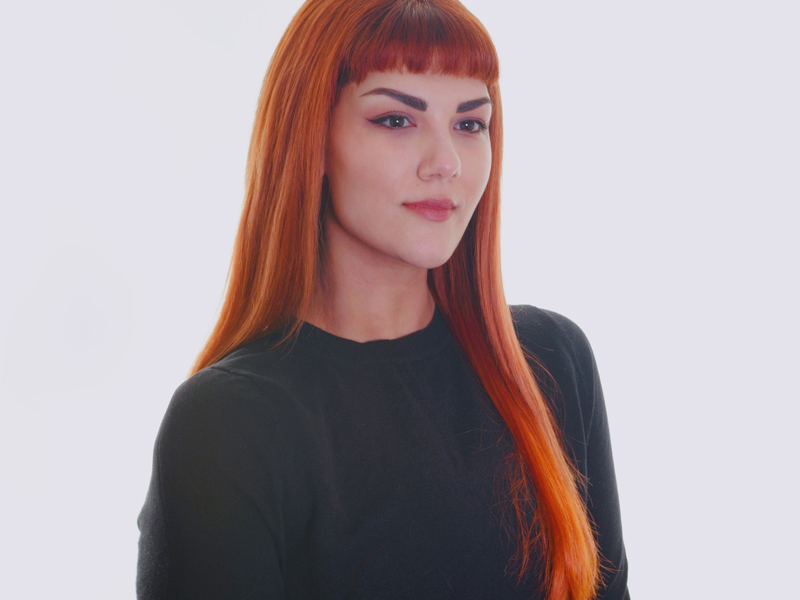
[402, 198, 456, 222]
[403, 199, 456, 209]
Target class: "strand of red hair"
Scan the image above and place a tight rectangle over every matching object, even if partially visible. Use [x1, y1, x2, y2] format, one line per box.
[190, 1, 600, 598]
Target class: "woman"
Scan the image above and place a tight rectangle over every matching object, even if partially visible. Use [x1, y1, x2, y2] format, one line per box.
[136, 0, 630, 598]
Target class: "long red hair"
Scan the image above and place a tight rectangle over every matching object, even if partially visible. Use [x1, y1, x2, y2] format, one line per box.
[190, 0, 599, 597]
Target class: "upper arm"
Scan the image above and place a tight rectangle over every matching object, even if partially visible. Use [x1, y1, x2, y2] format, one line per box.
[570, 324, 630, 599]
[513, 306, 631, 599]
[137, 367, 287, 600]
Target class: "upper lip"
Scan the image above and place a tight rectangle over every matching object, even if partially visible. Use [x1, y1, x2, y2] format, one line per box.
[403, 198, 456, 210]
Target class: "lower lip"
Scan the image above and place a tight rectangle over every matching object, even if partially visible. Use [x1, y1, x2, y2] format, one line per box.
[403, 204, 455, 222]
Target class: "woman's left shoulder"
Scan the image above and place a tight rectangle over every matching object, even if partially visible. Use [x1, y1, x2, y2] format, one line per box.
[509, 304, 597, 378]
[509, 304, 604, 441]
[511, 305, 630, 598]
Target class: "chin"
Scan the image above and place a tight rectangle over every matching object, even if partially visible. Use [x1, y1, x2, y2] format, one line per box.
[403, 247, 458, 271]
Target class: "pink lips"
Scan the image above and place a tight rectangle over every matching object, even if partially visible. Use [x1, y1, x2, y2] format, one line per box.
[403, 199, 456, 222]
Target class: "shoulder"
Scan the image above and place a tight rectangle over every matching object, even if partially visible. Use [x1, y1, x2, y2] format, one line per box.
[166, 331, 311, 427]
[510, 304, 588, 344]
[156, 368, 262, 458]
[155, 356, 309, 467]
[141, 364, 297, 599]
[509, 305, 600, 443]
[165, 365, 276, 426]
[149, 363, 311, 526]
[509, 304, 596, 380]
[511, 307, 628, 595]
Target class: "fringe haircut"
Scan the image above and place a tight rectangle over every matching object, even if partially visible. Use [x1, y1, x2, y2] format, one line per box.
[190, 1, 600, 598]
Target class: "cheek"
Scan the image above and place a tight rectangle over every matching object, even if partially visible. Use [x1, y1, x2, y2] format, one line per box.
[464, 143, 492, 199]
[329, 135, 409, 202]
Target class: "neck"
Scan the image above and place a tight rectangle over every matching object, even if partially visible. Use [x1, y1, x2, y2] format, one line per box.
[302, 207, 439, 342]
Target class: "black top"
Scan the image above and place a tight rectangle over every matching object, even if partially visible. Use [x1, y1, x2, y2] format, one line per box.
[137, 305, 630, 599]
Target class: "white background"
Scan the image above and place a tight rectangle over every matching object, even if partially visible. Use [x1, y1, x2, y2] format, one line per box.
[1, 0, 797, 598]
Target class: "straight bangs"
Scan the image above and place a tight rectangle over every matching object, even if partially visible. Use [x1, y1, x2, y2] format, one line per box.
[338, 0, 499, 91]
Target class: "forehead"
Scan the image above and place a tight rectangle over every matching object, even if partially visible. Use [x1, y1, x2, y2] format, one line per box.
[344, 69, 490, 105]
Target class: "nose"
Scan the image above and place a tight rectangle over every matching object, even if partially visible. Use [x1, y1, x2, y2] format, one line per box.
[417, 129, 461, 181]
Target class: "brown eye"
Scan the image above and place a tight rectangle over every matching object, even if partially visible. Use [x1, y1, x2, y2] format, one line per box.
[369, 114, 413, 129]
[457, 119, 487, 133]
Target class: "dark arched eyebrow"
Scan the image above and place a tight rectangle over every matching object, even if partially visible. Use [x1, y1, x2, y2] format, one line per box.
[360, 87, 492, 113]
[455, 98, 492, 112]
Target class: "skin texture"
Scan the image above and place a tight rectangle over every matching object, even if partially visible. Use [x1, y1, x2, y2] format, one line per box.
[306, 70, 493, 341]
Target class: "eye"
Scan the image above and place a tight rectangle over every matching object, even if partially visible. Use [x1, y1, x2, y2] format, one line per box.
[370, 113, 413, 129]
[456, 119, 488, 133]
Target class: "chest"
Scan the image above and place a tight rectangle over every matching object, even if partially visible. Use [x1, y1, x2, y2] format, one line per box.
[277, 358, 542, 598]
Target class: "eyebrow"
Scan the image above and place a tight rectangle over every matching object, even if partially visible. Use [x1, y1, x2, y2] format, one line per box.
[360, 87, 492, 113]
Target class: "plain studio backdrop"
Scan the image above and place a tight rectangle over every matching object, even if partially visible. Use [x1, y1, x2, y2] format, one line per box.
[1, 0, 797, 597]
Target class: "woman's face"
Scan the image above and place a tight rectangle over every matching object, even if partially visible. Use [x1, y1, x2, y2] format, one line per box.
[324, 70, 492, 273]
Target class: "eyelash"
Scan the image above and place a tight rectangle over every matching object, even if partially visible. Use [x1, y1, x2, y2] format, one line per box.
[369, 113, 488, 133]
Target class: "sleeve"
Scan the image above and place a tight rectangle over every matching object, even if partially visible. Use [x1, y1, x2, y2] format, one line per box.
[552, 312, 630, 600]
[513, 306, 630, 599]
[136, 366, 287, 600]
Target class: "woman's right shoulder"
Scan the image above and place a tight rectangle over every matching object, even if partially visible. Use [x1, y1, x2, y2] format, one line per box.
[169, 363, 279, 416]
[140, 358, 305, 599]
[156, 356, 306, 457]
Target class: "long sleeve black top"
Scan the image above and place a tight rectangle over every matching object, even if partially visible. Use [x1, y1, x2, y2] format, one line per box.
[137, 304, 630, 599]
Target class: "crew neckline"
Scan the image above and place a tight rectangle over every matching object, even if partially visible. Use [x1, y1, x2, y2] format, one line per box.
[291, 303, 451, 363]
